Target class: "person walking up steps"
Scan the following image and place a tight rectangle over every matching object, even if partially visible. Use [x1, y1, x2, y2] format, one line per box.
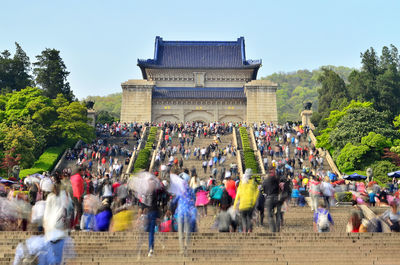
[234, 169, 259, 232]
[313, 201, 334, 232]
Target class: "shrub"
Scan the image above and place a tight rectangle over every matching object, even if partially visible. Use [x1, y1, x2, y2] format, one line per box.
[335, 143, 370, 172]
[19, 145, 66, 178]
[133, 127, 158, 172]
[239, 127, 259, 174]
[335, 192, 353, 202]
[370, 160, 399, 186]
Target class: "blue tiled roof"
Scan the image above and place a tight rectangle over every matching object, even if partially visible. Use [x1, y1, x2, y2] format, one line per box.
[138, 37, 261, 77]
[152, 87, 246, 99]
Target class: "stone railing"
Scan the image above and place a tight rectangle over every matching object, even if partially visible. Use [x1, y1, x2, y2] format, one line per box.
[149, 128, 164, 172]
[52, 140, 81, 174]
[308, 130, 342, 178]
[232, 128, 244, 179]
[125, 126, 148, 174]
[249, 127, 266, 175]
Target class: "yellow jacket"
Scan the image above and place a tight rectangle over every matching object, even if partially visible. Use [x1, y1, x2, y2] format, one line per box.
[234, 179, 259, 211]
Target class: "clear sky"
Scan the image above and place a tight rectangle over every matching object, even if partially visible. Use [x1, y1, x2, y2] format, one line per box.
[1, 0, 399, 99]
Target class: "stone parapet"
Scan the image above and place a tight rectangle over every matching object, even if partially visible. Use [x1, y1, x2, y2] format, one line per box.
[121, 80, 155, 123]
[245, 80, 278, 124]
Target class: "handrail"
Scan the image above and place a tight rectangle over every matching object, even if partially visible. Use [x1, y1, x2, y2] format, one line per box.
[126, 126, 148, 174]
[308, 130, 342, 178]
[232, 128, 244, 179]
[149, 128, 164, 172]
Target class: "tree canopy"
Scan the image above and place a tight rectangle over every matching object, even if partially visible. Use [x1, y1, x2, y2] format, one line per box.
[262, 66, 354, 123]
[0, 87, 94, 175]
[33, 48, 75, 101]
[0, 43, 32, 93]
[312, 45, 400, 180]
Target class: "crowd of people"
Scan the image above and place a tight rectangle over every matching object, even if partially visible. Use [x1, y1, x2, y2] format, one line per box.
[1, 121, 400, 264]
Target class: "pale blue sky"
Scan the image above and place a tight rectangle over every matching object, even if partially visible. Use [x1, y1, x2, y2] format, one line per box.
[1, 0, 399, 99]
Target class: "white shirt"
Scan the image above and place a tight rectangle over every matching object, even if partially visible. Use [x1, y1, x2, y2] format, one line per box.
[31, 200, 46, 225]
[43, 191, 70, 241]
[40, 177, 54, 193]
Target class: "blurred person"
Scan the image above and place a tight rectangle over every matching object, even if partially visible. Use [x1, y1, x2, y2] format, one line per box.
[70, 167, 85, 229]
[313, 201, 334, 233]
[233, 169, 259, 232]
[381, 201, 400, 232]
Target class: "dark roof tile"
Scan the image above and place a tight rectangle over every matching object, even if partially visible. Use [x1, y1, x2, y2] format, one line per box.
[138, 36, 261, 69]
[152, 87, 246, 99]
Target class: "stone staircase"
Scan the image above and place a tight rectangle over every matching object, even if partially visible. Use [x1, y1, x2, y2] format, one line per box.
[57, 132, 135, 176]
[250, 128, 332, 177]
[168, 133, 237, 181]
[2, 206, 396, 265]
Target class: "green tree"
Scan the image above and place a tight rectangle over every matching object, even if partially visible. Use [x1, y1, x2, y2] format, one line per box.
[315, 68, 349, 128]
[370, 160, 399, 185]
[52, 101, 95, 144]
[335, 143, 370, 172]
[263, 66, 354, 124]
[329, 106, 396, 150]
[96, 110, 116, 124]
[361, 132, 392, 151]
[316, 101, 373, 150]
[0, 43, 32, 93]
[33, 49, 74, 101]
[85, 93, 122, 119]
[0, 124, 38, 168]
[348, 45, 400, 116]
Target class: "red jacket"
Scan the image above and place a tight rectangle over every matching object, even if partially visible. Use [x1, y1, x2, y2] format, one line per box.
[70, 173, 84, 199]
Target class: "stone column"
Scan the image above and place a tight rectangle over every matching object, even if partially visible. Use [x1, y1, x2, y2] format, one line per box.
[121, 80, 155, 123]
[301, 110, 314, 129]
[245, 80, 278, 124]
[87, 109, 96, 127]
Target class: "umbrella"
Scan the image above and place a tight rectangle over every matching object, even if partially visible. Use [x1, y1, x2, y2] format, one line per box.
[168, 174, 187, 196]
[0, 179, 16, 185]
[127, 172, 161, 206]
[388, 170, 400, 178]
[28, 173, 45, 179]
[343, 173, 367, 181]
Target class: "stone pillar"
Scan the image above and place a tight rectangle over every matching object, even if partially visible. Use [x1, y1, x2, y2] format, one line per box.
[301, 110, 314, 129]
[121, 80, 155, 123]
[87, 109, 96, 127]
[245, 80, 278, 124]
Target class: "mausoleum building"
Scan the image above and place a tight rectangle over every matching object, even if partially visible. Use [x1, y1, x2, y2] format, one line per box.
[121, 36, 278, 123]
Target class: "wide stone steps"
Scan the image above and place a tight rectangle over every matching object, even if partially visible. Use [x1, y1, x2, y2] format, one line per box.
[3, 230, 400, 265]
[169, 133, 237, 181]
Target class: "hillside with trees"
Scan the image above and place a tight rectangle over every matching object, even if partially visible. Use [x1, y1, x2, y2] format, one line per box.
[85, 93, 121, 120]
[314, 44, 400, 184]
[263, 66, 354, 123]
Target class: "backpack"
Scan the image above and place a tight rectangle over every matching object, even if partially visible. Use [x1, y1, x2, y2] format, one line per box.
[317, 210, 330, 230]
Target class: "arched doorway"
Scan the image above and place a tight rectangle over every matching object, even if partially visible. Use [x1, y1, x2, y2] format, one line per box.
[184, 110, 214, 122]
